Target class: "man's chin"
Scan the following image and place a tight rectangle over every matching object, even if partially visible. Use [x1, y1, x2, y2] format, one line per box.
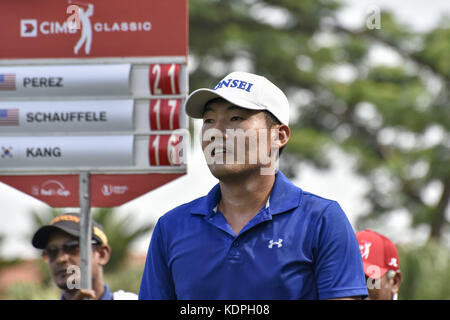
[208, 163, 260, 180]
[56, 280, 70, 290]
[53, 272, 78, 291]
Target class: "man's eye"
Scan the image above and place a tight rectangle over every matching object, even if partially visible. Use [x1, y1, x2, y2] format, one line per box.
[231, 116, 243, 121]
[46, 247, 58, 255]
[203, 119, 214, 124]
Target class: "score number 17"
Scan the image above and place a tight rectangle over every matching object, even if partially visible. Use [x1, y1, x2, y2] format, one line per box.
[149, 99, 181, 130]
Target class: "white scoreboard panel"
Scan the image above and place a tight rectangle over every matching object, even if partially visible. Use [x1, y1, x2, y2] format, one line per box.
[0, 61, 189, 174]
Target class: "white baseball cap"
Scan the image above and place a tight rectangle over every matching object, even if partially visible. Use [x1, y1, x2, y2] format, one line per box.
[184, 71, 289, 125]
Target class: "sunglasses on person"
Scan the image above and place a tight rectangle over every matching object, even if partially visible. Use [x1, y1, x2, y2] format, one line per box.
[43, 239, 100, 261]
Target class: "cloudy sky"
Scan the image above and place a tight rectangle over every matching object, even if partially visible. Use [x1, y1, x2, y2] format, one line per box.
[0, 0, 449, 259]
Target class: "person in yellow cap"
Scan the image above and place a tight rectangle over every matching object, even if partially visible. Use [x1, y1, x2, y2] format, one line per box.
[32, 212, 137, 300]
[356, 229, 402, 300]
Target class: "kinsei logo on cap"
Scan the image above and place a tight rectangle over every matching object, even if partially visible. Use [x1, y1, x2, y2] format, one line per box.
[184, 71, 290, 125]
[212, 78, 254, 92]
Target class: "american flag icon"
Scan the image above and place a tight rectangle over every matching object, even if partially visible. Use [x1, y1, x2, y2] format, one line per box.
[0, 109, 19, 126]
[0, 73, 16, 90]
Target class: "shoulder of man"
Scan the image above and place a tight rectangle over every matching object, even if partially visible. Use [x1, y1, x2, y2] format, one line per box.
[113, 290, 138, 300]
[159, 195, 208, 223]
[298, 189, 341, 215]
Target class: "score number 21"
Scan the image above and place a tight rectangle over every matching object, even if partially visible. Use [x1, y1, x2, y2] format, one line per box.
[149, 64, 181, 95]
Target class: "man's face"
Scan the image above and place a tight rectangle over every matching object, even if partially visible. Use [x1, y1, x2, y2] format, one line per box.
[201, 99, 277, 179]
[365, 272, 402, 300]
[43, 230, 82, 290]
[43, 230, 105, 291]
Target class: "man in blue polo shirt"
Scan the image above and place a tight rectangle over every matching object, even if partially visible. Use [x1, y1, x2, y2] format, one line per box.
[139, 72, 368, 300]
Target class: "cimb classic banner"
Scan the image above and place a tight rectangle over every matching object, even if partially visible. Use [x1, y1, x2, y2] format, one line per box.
[0, 0, 187, 59]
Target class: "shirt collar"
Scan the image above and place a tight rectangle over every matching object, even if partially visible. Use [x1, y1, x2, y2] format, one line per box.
[190, 171, 302, 216]
[99, 284, 114, 300]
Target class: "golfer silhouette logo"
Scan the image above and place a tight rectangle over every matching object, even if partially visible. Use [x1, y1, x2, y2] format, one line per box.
[70, 1, 94, 55]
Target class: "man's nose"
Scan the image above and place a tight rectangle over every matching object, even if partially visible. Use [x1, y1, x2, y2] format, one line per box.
[212, 118, 230, 138]
[55, 249, 70, 263]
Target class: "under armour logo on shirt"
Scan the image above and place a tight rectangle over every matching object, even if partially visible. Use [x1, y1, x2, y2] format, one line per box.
[268, 238, 283, 248]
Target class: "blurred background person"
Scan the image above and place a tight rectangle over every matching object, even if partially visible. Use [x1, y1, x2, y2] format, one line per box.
[31, 212, 137, 300]
[356, 229, 402, 300]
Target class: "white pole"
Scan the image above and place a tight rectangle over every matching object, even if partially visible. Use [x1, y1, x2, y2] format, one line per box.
[79, 172, 92, 292]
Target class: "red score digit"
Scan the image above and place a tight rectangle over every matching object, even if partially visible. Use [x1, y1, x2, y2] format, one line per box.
[149, 64, 181, 95]
[149, 99, 181, 130]
[148, 134, 184, 166]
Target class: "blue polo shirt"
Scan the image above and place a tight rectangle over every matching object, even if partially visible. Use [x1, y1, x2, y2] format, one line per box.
[61, 285, 113, 300]
[139, 171, 368, 300]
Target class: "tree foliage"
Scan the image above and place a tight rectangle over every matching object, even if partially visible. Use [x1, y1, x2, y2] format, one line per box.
[398, 241, 450, 299]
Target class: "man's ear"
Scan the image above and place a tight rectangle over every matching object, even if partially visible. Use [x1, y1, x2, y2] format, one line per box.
[95, 244, 111, 266]
[275, 124, 290, 150]
[391, 272, 402, 294]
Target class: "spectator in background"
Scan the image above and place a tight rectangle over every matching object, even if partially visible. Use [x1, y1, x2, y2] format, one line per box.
[32, 212, 137, 300]
[356, 229, 402, 300]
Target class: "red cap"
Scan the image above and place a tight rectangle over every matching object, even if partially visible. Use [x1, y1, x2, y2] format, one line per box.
[356, 229, 400, 279]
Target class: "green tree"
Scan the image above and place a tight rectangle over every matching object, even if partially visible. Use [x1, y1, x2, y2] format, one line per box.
[29, 207, 154, 272]
[189, 0, 450, 243]
[0, 232, 6, 268]
[0, 233, 4, 258]
[398, 241, 450, 299]
[0, 233, 22, 270]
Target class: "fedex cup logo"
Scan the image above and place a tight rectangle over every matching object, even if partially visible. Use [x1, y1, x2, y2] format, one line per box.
[32, 180, 71, 197]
